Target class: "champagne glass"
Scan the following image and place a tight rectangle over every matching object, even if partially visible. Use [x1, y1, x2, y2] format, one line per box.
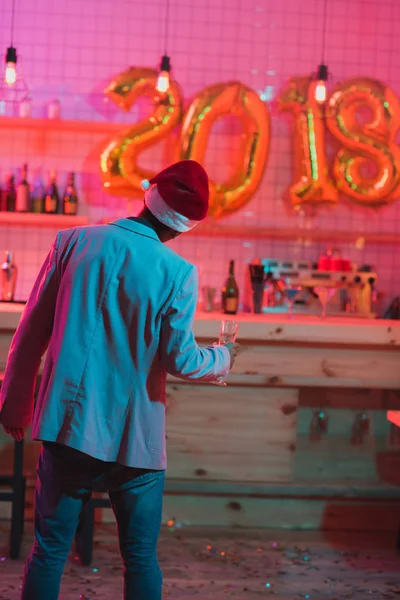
[283, 285, 302, 318]
[219, 320, 239, 345]
[314, 286, 337, 318]
[211, 320, 239, 387]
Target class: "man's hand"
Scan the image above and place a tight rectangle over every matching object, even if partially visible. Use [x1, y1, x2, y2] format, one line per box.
[2, 426, 25, 441]
[225, 342, 240, 369]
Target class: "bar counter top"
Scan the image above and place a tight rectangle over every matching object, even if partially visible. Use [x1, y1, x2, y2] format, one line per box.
[1, 303, 398, 348]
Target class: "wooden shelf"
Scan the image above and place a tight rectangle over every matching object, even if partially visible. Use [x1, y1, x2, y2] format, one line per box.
[192, 223, 400, 244]
[0, 212, 88, 228]
[0, 116, 122, 134]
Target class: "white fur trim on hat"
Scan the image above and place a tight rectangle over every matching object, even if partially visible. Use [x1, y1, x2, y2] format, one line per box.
[144, 185, 199, 233]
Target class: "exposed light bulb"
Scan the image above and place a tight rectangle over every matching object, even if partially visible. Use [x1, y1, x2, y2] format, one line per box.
[315, 81, 327, 103]
[4, 47, 17, 87]
[156, 71, 170, 93]
[5, 62, 16, 85]
[314, 63, 328, 104]
[156, 55, 171, 93]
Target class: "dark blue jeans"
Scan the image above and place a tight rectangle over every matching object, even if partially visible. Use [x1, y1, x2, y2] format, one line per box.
[21, 442, 165, 600]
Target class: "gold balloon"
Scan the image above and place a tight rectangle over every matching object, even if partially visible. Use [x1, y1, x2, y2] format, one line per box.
[326, 77, 400, 206]
[100, 67, 184, 197]
[177, 82, 270, 218]
[278, 76, 338, 209]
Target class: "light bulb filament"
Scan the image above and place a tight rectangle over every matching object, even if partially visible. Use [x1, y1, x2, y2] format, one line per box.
[315, 81, 327, 103]
[156, 71, 170, 93]
[5, 61, 17, 86]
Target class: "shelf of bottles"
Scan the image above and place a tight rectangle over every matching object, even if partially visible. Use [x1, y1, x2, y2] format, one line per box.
[0, 212, 88, 227]
[0, 116, 121, 134]
[0, 164, 88, 228]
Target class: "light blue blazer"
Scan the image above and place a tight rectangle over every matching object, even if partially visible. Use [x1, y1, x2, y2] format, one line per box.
[0, 219, 230, 469]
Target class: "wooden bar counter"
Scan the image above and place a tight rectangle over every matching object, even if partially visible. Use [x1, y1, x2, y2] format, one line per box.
[1, 304, 400, 531]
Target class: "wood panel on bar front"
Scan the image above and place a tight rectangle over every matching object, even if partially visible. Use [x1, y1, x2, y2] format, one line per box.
[1, 310, 399, 530]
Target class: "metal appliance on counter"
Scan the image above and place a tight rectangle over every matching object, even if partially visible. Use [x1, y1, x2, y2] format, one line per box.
[243, 259, 378, 317]
[1, 251, 18, 302]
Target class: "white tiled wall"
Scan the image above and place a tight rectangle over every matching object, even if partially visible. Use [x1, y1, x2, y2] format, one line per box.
[0, 0, 399, 308]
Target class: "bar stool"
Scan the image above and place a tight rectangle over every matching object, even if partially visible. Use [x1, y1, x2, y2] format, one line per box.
[0, 371, 43, 558]
[0, 373, 27, 559]
[0, 439, 26, 559]
[386, 411, 400, 552]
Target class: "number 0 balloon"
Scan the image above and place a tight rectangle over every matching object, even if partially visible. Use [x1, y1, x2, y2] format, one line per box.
[177, 82, 270, 218]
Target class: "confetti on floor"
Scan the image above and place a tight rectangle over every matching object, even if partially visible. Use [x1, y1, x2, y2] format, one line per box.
[0, 523, 399, 599]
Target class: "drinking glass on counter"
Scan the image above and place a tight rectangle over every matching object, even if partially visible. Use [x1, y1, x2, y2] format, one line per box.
[203, 286, 216, 313]
[314, 286, 337, 318]
[283, 285, 302, 318]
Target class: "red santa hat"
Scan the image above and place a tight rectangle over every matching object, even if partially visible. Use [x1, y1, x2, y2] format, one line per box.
[140, 160, 209, 232]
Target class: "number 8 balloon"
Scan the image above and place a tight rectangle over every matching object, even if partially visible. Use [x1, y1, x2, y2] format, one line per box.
[326, 77, 400, 206]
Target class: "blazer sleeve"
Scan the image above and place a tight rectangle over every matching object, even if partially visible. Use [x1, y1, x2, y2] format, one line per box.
[159, 265, 231, 383]
[0, 235, 60, 428]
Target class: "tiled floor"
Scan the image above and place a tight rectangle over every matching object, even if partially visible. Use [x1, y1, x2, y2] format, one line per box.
[0, 523, 399, 599]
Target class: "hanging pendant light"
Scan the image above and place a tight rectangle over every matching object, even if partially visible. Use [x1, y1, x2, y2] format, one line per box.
[314, 0, 329, 104]
[0, 0, 29, 108]
[156, 0, 171, 93]
[156, 54, 171, 94]
[5, 47, 17, 86]
[4, 0, 18, 86]
[315, 64, 328, 103]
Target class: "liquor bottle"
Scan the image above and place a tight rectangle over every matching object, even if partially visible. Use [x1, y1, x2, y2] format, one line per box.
[222, 259, 239, 315]
[15, 164, 30, 212]
[31, 173, 45, 213]
[63, 172, 78, 215]
[1, 251, 18, 301]
[44, 170, 60, 214]
[4, 174, 16, 212]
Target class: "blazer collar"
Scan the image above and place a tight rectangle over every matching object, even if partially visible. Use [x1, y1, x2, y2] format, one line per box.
[109, 218, 160, 242]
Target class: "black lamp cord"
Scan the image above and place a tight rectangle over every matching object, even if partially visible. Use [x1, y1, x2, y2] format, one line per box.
[10, 0, 16, 46]
[321, 0, 328, 64]
[164, 0, 170, 55]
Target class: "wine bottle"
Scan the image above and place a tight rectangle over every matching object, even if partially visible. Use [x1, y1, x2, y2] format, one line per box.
[31, 173, 45, 213]
[63, 172, 78, 215]
[4, 174, 16, 212]
[44, 170, 60, 214]
[222, 259, 239, 315]
[15, 163, 30, 212]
